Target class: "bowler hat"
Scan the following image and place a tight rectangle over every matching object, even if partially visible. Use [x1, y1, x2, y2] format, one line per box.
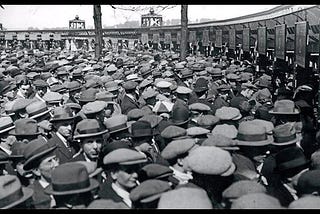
[0, 175, 34, 209]
[269, 99, 300, 115]
[271, 122, 300, 146]
[44, 162, 99, 195]
[23, 138, 57, 170]
[274, 147, 309, 173]
[50, 106, 75, 122]
[25, 101, 50, 119]
[74, 119, 108, 140]
[9, 118, 41, 136]
[235, 120, 273, 146]
[130, 121, 154, 138]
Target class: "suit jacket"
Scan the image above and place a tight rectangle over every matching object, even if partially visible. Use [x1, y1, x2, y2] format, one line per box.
[98, 179, 130, 208]
[120, 94, 140, 115]
[28, 180, 51, 209]
[266, 178, 295, 207]
[47, 133, 77, 165]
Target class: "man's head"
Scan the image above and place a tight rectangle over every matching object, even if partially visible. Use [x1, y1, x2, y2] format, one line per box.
[80, 136, 103, 161]
[51, 106, 75, 139]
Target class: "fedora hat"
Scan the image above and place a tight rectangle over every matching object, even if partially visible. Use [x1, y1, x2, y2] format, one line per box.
[0, 175, 34, 209]
[9, 118, 41, 136]
[235, 120, 273, 146]
[50, 106, 75, 122]
[269, 99, 300, 115]
[25, 101, 50, 119]
[23, 138, 57, 170]
[44, 162, 99, 195]
[171, 102, 190, 126]
[104, 115, 129, 134]
[274, 147, 309, 173]
[0, 117, 15, 134]
[73, 119, 108, 140]
[271, 122, 300, 146]
[131, 121, 154, 138]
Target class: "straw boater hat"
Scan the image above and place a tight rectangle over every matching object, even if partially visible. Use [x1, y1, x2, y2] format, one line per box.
[269, 99, 300, 115]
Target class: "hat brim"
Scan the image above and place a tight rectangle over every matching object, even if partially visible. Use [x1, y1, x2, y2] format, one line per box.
[171, 118, 191, 126]
[140, 192, 165, 203]
[29, 109, 51, 120]
[119, 158, 148, 166]
[44, 178, 99, 196]
[221, 162, 236, 177]
[268, 108, 300, 115]
[271, 135, 301, 146]
[1, 187, 34, 209]
[108, 124, 130, 134]
[23, 146, 57, 171]
[0, 125, 15, 134]
[50, 116, 75, 123]
[235, 135, 274, 146]
[74, 129, 109, 140]
[9, 129, 41, 136]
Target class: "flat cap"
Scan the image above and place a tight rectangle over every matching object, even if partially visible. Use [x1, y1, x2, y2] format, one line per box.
[139, 164, 173, 181]
[251, 119, 274, 134]
[87, 199, 128, 209]
[122, 80, 138, 91]
[289, 196, 320, 209]
[139, 115, 163, 129]
[175, 86, 192, 94]
[157, 187, 213, 208]
[33, 79, 48, 87]
[156, 80, 172, 89]
[231, 193, 282, 209]
[186, 127, 210, 137]
[211, 124, 238, 139]
[82, 101, 106, 115]
[185, 146, 235, 176]
[296, 170, 320, 195]
[139, 79, 153, 89]
[142, 87, 158, 100]
[127, 108, 145, 121]
[103, 148, 147, 165]
[12, 98, 34, 112]
[189, 103, 211, 112]
[215, 106, 242, 120]
[160, 125, 186, 140]
[202, 134, 239, 150]
[197, 115, 220, 128]
[222, 180, 267, 199]
[161, 138, 196, 160]
[130, 179, 171, 203]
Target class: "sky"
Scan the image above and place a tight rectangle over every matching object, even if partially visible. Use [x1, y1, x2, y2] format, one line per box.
[0, 5, 280, 30]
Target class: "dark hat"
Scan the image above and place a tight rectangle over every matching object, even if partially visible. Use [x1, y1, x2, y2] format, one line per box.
[50, 106, 75, 122]
[269, 99, 300, 115]
[0, 117, 15, 134]
[222, 180, 267, 200]
[104, 115, 129, 134]
[160, 125, 186, 140]
[202, 134, 239, 150]
[157, 187, 213, 208]
[185, 146, 235, 176]
[33, 79, 48, 88]
[180, 68, 193, 79]
[103, 148, 147, 166]
[44, 162, 99, 195]
[138, 163, 173, 182]
[235, 120, 273, 146]
[289, 196, 320, 209]
[25, 101, 50, 119]
[100, 140, 131, 158]
[274, 147, 309, 173]
[130, 179, 171, 203]
[130, 121, 154, 138]
[296, 170, 320, 195]
[78, 88, 99, 103]
[0, 175, 34, 209]
[65, 81, 82, 92]
[11, 98, 35, 113]
[127, 108, 145, 121]
[23, 138, 57, 170]
[161, 138, 196, 160]
[9, 118, 41, 136]
[171, 102, 190, 126]
[74, 119, 108, 140]
[231, 193, 282, 209]
[43, 91, 63, 103]
[50, 84, 66, 93]
[193, 77, 208, 93]
[138, 115, 163, 129]
[271, 122, 300, 146]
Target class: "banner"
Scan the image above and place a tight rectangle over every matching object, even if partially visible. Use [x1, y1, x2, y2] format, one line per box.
[229, 29, 236, 50]
[42, 33, 50, 41]
[242, 28, 250, 52]
[29, 33, 38, 41]
[176, 32, 181, 44]
[257, 27, 267, 55]
[295, 21, 308, 68]
[153, 33, 160, 43]
[141, 33, 148, 44]
[164, 32, 171, 44]
[202, 30, 209, 46]
[17, 33, 26, 40]
[4, 33, 13, 40]
[275, 24, 286, 60]
[189, 31, 196, 44]
[53, 33, 61, 41]
[215, 30, 222, 48]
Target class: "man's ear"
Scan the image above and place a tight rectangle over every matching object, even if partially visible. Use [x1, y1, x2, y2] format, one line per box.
[110, 170, 118, 181]
[177, 158, 184, 167]
[32, 168, 41, 177]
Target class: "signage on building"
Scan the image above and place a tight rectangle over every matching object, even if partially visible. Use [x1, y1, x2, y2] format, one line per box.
[295, 21, 308, 68]
[275, 24, 286, 60]
[257, 27, 267, 55]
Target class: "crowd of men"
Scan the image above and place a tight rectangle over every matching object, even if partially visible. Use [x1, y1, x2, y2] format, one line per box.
[0, 44, 320, 209]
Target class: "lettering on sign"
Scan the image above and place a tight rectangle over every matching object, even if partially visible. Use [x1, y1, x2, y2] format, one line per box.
[242, 28, 250, 52]
[215, 30, 222, 48]
[295, 21, 308, 68]
[229, 29, 236, 50]
[275, 24, 286, 60]
[257, 27, 267, 55]
[202, 30, 209, 47]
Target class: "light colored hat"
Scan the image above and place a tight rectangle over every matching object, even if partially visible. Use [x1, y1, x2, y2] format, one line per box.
[156, 80, 172, 89]
[0, 117, 15, 134]
[231, 193, 282, 209]
[269, 99, 300, 115]
[222, 180, 267, 199]
[161, 138, 196, 160]
[271, 122, 300, 146]
[176, 86, 192, 94]
[74, 119, 108, 139]
[289, 196, 320, 209]
[202, 134, 239, 150]
[82, 101, 106, 115]
[215, 106, 242, 120]
[186, 127, 210, 137]
[104, 114, 129, 134]
[103, 148, 148, 165]
[211, 124, 238, 139]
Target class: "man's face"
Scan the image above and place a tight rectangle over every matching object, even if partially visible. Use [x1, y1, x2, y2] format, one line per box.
[113, 164, 141, 190]
[56, 120, 73, 138]
[39, 155, 59, 180]
[19, 84, 30, 97]
[81, 136, 103, 160]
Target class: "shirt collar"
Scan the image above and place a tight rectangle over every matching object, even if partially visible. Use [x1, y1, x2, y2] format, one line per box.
[56, 132, 69, 148]
[169, 166, 193, 185]
[111, 183, 132, 208]
[0, 145, 11, 155]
